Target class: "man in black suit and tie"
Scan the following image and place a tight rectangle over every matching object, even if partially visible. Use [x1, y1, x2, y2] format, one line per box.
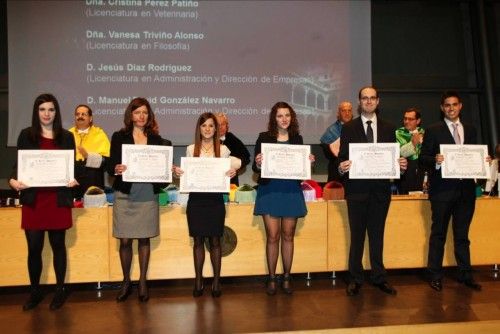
[420, 91, 490, 292]
[338, 86, 407, 296]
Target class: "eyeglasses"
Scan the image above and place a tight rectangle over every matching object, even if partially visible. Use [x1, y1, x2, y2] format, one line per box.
[360, 96, 377, 102]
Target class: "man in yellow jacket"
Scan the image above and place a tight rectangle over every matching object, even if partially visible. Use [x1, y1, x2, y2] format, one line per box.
[69, 104, 110, 198]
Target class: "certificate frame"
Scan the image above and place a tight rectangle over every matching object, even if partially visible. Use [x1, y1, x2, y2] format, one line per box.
[348, 143, 400, 179]
[122, 144, 173, 183]
[18, 149, 74, 187]
[440, 144, 490, 179]
[260, 143, 311, 180]
[180, 157, 231, 193]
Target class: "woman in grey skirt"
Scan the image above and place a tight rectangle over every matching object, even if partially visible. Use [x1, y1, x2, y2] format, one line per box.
[108, 97, 171, 302]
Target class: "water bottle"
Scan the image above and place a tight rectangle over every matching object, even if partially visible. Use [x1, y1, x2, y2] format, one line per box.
[422, 171, 429, 194]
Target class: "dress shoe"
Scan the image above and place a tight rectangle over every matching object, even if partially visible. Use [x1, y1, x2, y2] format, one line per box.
[138, 281, 149, 302]
[373, 282, 397, 295]
[346, 282, 361, 296]
[266, 275, 277, 296]
[281, 274, 293, 295]
[429, 279, 442, 291]
[116, 281, 132, 302]
[49, 287, 68, 310]
[461, 279, 482, 291]
[22, 288, 44, 311]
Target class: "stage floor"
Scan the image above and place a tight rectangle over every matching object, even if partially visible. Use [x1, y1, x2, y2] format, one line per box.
[0, 267, 499, 333]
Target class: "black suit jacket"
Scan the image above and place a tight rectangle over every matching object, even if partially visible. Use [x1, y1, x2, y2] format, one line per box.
[252, 131, 303, 185]
[221, 131, 250, 185]
[12, 127, 76, 207]
[107, 130, 172, 194]
[338, 116, 396, 201]
[419, 120, 477, 200]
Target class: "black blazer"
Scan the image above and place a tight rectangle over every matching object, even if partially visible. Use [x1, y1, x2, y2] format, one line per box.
[107, 130, 172, 194]
[252, 131, 303, 185]
[11, 127, 76, 207]
[419, 120, 477, 200]
[221, 131, 251, 185]
[338, 116, 396, 201]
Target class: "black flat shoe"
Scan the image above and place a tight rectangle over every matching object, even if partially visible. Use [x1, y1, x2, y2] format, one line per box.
[49, 287, 68, 310]
[266, 275, 277, 296]
[346, 282, 361, 296]
[22, 288, 44, 311]
[461, 279, 482, 291]
[116, 281, 132, 302]
[138, 294, 149, 302]
[281, 274, 293, 295]
[373, 282, 397, 295]
[429, 279, 443, 292]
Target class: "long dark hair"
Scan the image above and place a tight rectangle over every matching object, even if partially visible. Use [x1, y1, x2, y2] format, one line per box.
[193, 112, 221, 157]
[267, 101, 299, 137]
[29, 93, 63, 144]
[122, 97, 159, 135]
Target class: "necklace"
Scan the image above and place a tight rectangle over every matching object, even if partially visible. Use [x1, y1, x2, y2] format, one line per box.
[201, 144, 213, 153]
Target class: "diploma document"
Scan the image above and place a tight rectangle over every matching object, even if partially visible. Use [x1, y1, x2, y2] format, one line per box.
[18, 149, 74, 187]
[440, 144, 490, 179]
[260, 143, 311, 180]
[348, 143, 400, 179]
[122, 144, 173, 183]
[180, 157, 231, 192]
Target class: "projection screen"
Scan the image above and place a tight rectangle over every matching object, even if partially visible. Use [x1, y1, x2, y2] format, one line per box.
[8, 0, 371, 146]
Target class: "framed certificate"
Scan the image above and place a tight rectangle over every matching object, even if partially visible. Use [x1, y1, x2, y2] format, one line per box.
[122, 144, 173, 183]
[180, 157, 231, 192]
[440, 144, 490, 179]
[260, 143, 311, 180]
[348, 143, 400, 179]
[18, 149, 74, 187]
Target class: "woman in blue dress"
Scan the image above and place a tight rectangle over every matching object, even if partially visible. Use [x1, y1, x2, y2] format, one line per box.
[253, 101, 314, 295]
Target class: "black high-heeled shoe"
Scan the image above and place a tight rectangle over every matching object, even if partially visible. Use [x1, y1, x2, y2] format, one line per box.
[281, 274, 293, 295]
[266, 275, 277, 296]
[116, 281, 132, 302]
[138, 281, 149, 302]
[193, 277, 204, 298]
[211, 283, 222, 298]
[192, 285, 204, 298]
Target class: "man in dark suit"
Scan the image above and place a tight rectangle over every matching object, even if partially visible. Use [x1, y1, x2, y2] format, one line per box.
[215, 112, 250, 185]
[420, 90, 490, 292]
[338, 86, 407, 296]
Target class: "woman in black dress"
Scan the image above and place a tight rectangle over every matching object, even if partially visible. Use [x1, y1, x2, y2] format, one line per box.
[173, 112, 240, 297]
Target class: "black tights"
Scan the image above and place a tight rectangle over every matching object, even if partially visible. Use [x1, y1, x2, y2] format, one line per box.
[262, 215, 298, 277]
[119, 238, 150, 290]
[25, 229, 67, 289]
[193, 236, 221, 290]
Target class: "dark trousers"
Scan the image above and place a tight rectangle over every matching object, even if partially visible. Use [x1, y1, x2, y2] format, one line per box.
[428, 193, 476, 281]
[74, 162, 105, 199]
[346, 196, 390, 284]
[396, 159, 424, 194]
